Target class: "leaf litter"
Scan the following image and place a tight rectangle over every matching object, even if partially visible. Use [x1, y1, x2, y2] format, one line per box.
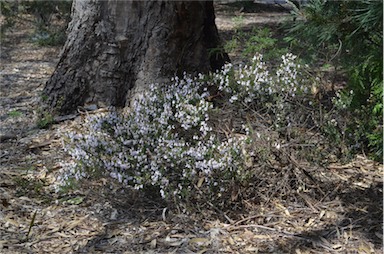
[0, 7, 382, 254]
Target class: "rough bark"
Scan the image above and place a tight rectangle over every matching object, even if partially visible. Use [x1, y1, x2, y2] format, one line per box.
[43, 0, 229, 114]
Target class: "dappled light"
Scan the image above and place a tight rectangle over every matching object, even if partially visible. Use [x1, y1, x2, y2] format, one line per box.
[1, 1, 382, 253]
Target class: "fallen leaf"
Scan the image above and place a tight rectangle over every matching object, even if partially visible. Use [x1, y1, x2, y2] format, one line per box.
[189, 237, 210, 246]
[150, 239, 156, 249]
[164, 235, 186, 247]
[197, 177, 205, 188]
[65, 215, 89, 231]
[253, 234, 270, 239]
[304, 218, 315, 227]
[318, 210, 326, 220]
[227, 236, 235, 245]
[358, 241, 375, 253]
[276, 203, 291, 216]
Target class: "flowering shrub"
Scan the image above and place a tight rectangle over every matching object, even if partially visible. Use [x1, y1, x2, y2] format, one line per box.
[59, 73, 251, 206]
[214, 53, 309, 103]
[213, 53, 312, 129]
[58, 53, 329, 207]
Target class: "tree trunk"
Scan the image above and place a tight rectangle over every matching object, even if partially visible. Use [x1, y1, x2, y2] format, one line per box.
[43, 0, 229, 114]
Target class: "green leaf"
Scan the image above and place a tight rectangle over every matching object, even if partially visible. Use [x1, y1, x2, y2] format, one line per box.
[65, 196, 84, 205]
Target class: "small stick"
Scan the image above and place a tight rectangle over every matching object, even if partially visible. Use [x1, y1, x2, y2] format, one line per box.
[227, 224, 311, 241]
[26, 210, 37, 241]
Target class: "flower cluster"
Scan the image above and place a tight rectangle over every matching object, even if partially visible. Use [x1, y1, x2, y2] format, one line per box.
[213, 53, 311, 128]
[214, 53, 309, 103]
[59, 73, 250, 204]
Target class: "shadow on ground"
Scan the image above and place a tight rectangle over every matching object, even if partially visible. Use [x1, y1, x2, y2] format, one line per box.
[276, 181, 383, 252]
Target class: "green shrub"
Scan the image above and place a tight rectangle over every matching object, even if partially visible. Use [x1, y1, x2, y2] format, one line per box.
[242, 28, 288, 60]
[223, 23, 289, 63]
[8, 110, 22, 118]
[37, 111, 54, 129]
[285, 0, 383, 160]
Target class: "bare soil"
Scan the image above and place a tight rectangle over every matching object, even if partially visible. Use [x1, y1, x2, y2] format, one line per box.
[0, 5, 382, 254]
